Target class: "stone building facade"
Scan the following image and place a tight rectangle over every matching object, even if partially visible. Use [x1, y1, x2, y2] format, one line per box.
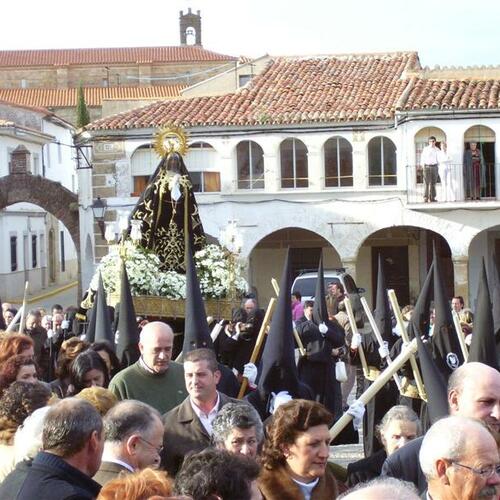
[78, 52, 500, 307]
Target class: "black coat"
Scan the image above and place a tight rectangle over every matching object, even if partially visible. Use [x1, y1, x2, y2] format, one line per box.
[8, 451, 101, 500]
[381, 436, 427, 494]
[296, 317, 344, 418]
[347, 449, 386, 487]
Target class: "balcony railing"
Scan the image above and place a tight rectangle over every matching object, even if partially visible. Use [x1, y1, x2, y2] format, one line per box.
[406, 163, 498, 204]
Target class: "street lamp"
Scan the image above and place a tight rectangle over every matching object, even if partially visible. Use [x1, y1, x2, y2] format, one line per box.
[91, 196, 107, 238]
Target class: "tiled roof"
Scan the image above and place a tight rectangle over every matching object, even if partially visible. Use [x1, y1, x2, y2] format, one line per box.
[402, 78, 500, 110]
[0, 46, 237, 67]
[87, 52, 420, 130]
[0, 85, 185, 108]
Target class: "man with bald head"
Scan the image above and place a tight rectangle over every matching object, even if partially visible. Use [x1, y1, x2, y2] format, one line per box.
[109, 321, 187, 413]
[382, 362, 500, 493]
[420, 416, 500, 500]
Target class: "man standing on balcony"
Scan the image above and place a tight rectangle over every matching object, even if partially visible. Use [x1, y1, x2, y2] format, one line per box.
[421, 136, 440, 202]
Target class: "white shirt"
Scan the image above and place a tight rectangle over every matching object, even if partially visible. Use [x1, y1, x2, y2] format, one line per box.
[421, 145, 439, 165]
[291, 477, 319, 500]
[190, 392, 220, 435]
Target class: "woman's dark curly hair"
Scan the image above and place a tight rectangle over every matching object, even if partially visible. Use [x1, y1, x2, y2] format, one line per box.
[260, 399, 333, 470]
[0, 334, 34, 367]
[90, 341, 121, 378]
[0, 355, 38, 395]
[0, 381, 51, 445]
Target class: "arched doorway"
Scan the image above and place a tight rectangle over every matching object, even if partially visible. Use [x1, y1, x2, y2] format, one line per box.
[357, 226, 453, 307]
[464, 125, 496, 198]
[248, 227, 341, 305]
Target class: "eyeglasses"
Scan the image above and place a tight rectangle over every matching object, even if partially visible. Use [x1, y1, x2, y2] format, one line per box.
[452, 461, 500, 479]
[138, 436, 163, 455]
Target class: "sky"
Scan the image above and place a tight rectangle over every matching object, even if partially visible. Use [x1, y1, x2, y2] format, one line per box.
[1, 0, 500, 68]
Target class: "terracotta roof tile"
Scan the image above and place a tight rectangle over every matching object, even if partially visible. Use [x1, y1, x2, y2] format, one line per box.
[402, 78, 500, 110]
[87, 52, 419, 130]
[0, 85, 185, 108]
[0, 46, 237, 67]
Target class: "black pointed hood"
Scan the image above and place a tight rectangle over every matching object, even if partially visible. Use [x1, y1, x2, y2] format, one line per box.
[468, 259, 498, 369]
[183, 236, 213, 353]
[115, 260, 140, 368]
[407, 262, 434, 340]
[431, 243, 464, 379]
[93, 271, 114, 346]
[257, 249, 301, 400]
[374, 254, 394, 347]
[415, 332, 449, 425]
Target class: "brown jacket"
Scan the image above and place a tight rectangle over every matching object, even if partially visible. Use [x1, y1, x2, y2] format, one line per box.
[258, 464, 338, 500]
[161, 392, 238, 476]
[93, 460, 131, 486]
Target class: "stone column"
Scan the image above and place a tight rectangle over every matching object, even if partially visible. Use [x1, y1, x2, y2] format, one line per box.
[452, 255, 469, 306]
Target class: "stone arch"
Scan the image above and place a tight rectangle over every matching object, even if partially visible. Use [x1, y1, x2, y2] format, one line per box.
[248, 226, 341, 305]
[0, 173, 81, 292]
[355, 224, 454, 307]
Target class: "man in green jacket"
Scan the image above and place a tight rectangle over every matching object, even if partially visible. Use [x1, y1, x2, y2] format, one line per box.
[109, 322, 187, 414]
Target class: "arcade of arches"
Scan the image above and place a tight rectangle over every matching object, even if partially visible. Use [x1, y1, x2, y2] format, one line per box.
[247, 226, 458, 309]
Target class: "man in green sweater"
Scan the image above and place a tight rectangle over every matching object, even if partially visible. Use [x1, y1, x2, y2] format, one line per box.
[109, 322, 187, 414]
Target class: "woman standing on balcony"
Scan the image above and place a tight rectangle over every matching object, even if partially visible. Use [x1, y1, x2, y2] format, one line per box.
[463, 142, 486, 200]
[438, 142, 455, 202]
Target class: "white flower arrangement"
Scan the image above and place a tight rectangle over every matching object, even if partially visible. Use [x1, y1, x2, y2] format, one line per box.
[92, 242, 247, 299]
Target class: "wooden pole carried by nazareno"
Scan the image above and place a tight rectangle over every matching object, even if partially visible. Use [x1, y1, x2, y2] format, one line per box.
[388, 289, 426, 400]
[237, 297, 276, 399]
[329, 338, 418, 440]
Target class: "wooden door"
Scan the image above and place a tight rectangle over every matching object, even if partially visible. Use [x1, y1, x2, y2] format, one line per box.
[372, 246, 409, 308]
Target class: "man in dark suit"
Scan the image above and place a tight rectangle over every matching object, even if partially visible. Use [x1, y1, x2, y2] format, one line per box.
[382, 362, 500, 494]
[93, 400, 163, 486]
[0, 398, 103, 500]
[161, 348, 239, 476]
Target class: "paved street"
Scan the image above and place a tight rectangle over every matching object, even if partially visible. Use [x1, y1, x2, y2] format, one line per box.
[8, 281, 78, 313]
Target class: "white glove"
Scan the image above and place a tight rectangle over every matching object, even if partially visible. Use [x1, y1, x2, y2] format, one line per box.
[346, 399, 365, 430]
[319, 322, 328, 336]
[46, 329, 55, 339]
[270, 391, 292, 414]
[61, 319, 70, 330]
[224, 324, 240, 341]
[378, 341, 390, 359]
[242, 363, 258, 386]
[351, 333, 362, 349]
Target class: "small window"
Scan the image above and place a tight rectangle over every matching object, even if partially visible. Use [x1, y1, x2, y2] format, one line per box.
[280, 138, 308, 188]
[324, 137, 353, 187]
[191, 172, 221, 193]
[32, 153, 40, 176]
[238, 74, 252, 87]
[237, 141, 265, 189]
[10, 236, 17, 271]
[31, 234, 37, 268]
[368, 137, 397, 186]
[132, 175, 150, 196]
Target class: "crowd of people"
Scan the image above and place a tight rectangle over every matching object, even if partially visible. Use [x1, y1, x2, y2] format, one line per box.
[0, 257, 498, 500]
